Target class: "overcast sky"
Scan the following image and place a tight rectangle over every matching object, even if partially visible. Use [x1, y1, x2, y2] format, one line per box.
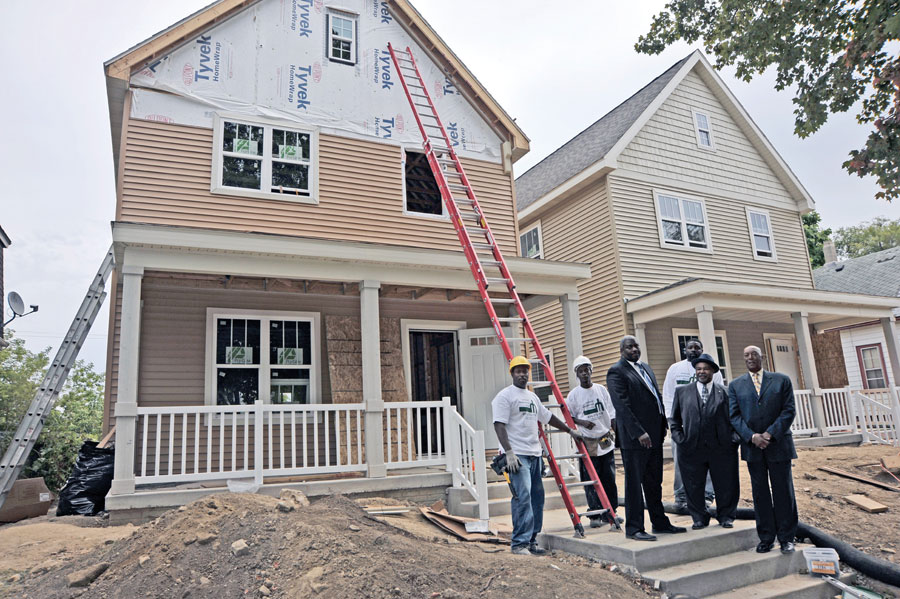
[2, 0, 897, 372]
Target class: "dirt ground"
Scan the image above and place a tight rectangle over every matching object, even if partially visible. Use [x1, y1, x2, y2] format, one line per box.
[0, 443, 896, 598]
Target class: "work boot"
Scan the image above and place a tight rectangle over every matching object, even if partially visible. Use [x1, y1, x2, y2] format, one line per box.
[511, 546, 531, 556]
[528, 544, 548, 556]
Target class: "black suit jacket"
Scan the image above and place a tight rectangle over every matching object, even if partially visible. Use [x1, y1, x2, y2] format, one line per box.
[669, 382, 736, 452]
[606, 358, 667, 450]
[728, 371, 797, 462]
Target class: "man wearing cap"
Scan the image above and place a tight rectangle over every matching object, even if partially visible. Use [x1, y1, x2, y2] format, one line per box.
[668, 353, 739, 530]
[567, 356, 622, 529]
[663, 339, 724, 510]
[493, 355, 584, 556]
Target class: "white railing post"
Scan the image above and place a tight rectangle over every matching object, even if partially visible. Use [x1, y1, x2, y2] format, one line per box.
[855, 390, 871, 444]
[845, 386, 858, 434]
[254, 401, 264, 485]
[441, 397, 453, 474]
[890, 387, 900, 447]
[473, 429, 489, 523]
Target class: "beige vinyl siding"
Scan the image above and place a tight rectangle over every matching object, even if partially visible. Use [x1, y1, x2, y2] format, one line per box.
[609, 174, 814, 299]
[526, 178, 627, 388]
[617, 70, 796, 207]
[119, 119, 517, 255]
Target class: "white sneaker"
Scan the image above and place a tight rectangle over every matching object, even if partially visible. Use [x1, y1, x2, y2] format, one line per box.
[511, 546, 531, 555]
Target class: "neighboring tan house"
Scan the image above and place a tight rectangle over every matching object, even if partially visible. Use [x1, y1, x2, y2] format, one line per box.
[0, 226, 9, 347]
[102, 0, 590, 520]
[515, 51, 900, 437]
[814, 246, 900, 390]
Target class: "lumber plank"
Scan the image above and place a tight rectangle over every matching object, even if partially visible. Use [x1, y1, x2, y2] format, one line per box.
[97, 426, 117, 449]
[818, 466, 900, 492]
[844, 494, 888, 513]
[882, 455, 900, 472]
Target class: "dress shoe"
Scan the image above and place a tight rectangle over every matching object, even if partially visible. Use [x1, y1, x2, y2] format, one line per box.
[780, 541, 795, 554]
[626, 531, 657, 541]
[529, 544, 548, 555]
[719, 520, 734, 528]
[691, 521, 708, 530]
[756, 541, 775, 553]
[652, 525, 687, 534]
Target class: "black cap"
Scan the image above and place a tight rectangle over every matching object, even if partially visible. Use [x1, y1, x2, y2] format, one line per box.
[691, 353, 720, 373]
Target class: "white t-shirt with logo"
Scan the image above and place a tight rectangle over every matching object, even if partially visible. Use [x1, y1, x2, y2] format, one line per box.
[662, 359, 725, 416]
[491, 385, 553, 457]
[566, 384, 615, 441]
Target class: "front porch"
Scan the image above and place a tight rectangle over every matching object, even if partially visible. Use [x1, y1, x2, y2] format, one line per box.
[626, 278, 900, 440]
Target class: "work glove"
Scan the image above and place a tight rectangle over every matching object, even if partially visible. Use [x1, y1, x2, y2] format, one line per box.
[568, 427, 584, 441]
[505, 449, 521, 474]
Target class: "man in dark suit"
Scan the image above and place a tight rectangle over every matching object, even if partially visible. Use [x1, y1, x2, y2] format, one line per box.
[669, 353, 739, 530]
[728, 345, 798, 554]
[607, 336, 686, 541]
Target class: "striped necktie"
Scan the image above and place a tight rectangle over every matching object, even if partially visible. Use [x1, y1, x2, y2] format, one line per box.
[752, 372, 762, 395]
[701, 384, 709, 407]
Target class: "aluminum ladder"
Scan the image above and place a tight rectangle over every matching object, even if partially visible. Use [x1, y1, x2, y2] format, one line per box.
[0, 247, 115, 510]
[388, 44, 620, 536]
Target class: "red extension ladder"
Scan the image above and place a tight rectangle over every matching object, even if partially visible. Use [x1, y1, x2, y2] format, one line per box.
[388, 44, 620, 537]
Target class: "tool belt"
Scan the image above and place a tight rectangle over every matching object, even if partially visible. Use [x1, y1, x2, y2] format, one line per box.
[583, 433, 614, 456]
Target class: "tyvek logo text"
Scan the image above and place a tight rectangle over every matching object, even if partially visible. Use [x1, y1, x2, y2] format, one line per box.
[193, 35, 222, 82]
[288, 65, 313, 110]
[372, 0, 391, 24]
[291, 0, 313, 37]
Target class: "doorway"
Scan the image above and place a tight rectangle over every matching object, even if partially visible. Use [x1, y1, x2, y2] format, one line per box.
[409, 331, 460, 454]
[765, 335, 802, 388]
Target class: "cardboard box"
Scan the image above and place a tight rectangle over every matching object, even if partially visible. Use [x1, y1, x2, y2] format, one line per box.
[0, 478, 53, 523]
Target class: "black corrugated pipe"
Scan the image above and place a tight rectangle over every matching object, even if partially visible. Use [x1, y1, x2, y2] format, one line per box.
[634, 497, 900, 588]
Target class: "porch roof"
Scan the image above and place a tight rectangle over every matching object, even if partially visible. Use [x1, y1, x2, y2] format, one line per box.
[112, 221, 591, 298]
[625, 278, 900, 328]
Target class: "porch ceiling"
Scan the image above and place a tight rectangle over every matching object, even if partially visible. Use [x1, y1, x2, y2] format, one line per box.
[112, 221, 591, 298]
[626, 278, 900, 327]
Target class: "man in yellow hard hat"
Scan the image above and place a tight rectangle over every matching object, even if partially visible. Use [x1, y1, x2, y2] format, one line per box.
[493, 355, 584, 556]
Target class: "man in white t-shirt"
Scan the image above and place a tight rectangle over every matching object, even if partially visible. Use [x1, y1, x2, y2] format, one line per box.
[662, 339, 724, 509]
[493, 356, 584, 556]
[567, 356, 622, 529]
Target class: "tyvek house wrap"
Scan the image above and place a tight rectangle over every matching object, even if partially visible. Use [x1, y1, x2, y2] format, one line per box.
[129, 0, 503, 162]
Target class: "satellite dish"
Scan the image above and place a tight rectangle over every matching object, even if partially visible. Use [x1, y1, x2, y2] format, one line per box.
[7, 292, 25, 316]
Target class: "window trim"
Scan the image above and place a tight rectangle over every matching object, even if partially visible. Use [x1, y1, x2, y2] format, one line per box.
[531, 348, 554, 402]
[204, 308, 322, 408]
[401, 146, 449, 220]
[652, 189, 713, 254]
[745, 206, 778, 262]
[691, 108, 716, 151]
[856, 343, 889, 390]
[519, 221, 544, 259]
[211, 114, 320, 205]
[671, 328, 731, 381]
[326, 11, 358, 65]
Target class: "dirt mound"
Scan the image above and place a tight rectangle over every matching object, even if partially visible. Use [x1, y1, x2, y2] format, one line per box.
[12, 492, 653, 599]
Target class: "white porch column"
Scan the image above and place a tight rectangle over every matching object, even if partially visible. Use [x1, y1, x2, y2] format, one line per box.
[792, 311, 829, 437]
[880, 317, 900, 387]
[360, 280, 386, 478]
[633, 322, 648, 355]
[560, 292, 583, 392]
[695, 305, 717, 361]
[110, 265, 143, 495]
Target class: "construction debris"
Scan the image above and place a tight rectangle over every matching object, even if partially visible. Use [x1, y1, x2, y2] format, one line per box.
[844, 494, 889, 513]
[880, 455, 900, 472]
[418, 506, 511, 543]
[817, 466, 900, 492]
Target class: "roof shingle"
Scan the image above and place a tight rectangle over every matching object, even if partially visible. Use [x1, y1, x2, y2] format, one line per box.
[813, 246, 900, 298]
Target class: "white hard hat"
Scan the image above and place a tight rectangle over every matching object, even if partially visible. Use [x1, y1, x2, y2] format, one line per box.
[572, 355, 593, 372]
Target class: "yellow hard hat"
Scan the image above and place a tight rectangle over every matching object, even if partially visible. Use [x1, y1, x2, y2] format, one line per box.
[509, 356, 531, 372]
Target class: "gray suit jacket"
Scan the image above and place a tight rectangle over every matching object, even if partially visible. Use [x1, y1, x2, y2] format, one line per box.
[669, 382, 736, 452]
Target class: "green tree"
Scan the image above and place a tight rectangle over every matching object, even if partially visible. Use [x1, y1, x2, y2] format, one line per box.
[0, 332, 105, 493]
[834, 216, 900, 258]
[802, 211, 833, 268]
[636, 1, 900, 201]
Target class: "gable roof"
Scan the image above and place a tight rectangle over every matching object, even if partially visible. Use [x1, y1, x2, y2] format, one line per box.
[813, 246, 900, 298]
[515, 50, 815, 220]
[103, 0, 528, 161]
[0, 226, 9, 248]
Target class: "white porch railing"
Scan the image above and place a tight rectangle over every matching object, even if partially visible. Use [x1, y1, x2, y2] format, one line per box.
[384, 401, 448, 470]
[820, 387, 855, 433]
[853, 388, 900, 446]
[544, 404, 579, 477]
[791, 390, 818, 435]
[443, 398, 489, 523]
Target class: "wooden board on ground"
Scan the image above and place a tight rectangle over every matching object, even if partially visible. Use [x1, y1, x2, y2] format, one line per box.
[817, 466, 900, 492]
[844, 494, 888, 513]
[882, 455, 900, 472]
[418, 507, 511, 544]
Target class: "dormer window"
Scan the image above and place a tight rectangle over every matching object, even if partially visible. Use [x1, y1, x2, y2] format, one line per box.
[328, 13, 357, 65]
[692, 109, 715, 150]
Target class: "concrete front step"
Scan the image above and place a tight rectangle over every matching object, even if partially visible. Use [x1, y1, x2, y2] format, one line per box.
[706, 572, 854, 599]
[540, 519, 759, 572]
[447, 475, 586, 518]
[642, 544, 810, 596]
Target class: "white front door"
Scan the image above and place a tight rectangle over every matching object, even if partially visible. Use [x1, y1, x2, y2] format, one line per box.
[458, 328, 512, 450]
[768, 336, 801, 388]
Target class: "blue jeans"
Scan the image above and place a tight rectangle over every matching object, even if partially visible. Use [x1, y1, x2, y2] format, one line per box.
[509, 454, 545, 549]
[673, 442, 714, 502]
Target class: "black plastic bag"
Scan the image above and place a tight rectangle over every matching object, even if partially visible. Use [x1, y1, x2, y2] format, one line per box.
[56, 440, 115, 516]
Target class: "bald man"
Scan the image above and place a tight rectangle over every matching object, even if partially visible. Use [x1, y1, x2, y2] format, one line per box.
[728, 345, 798, 555]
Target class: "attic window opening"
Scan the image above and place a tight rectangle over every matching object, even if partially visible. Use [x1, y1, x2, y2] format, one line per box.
[692, 109, 715, 150]
[328, 13, 357, 65]
[403, 149, 445, 216]
[519, 222, 543, 259]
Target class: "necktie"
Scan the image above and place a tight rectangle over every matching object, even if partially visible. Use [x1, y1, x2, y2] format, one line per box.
[638, 364, 664, 414]
[701, 384, 709, 408]
[752, 372, 761, 395]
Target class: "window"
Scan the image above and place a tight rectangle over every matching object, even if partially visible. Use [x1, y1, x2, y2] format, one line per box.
[654, 191, 711, 252]
[746, 208, 777, 261]
[672, 329, 731, 383]
[692, 109, 715, 150]
[531, 350, 554, 403]
[857, 344, 888, 389]
[403, 149, 444, 216]
[206, 310, 319, 406]
[519, 222, 543, 259]
[212, 117, 318, 203]
[327, 13, 357, 64]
